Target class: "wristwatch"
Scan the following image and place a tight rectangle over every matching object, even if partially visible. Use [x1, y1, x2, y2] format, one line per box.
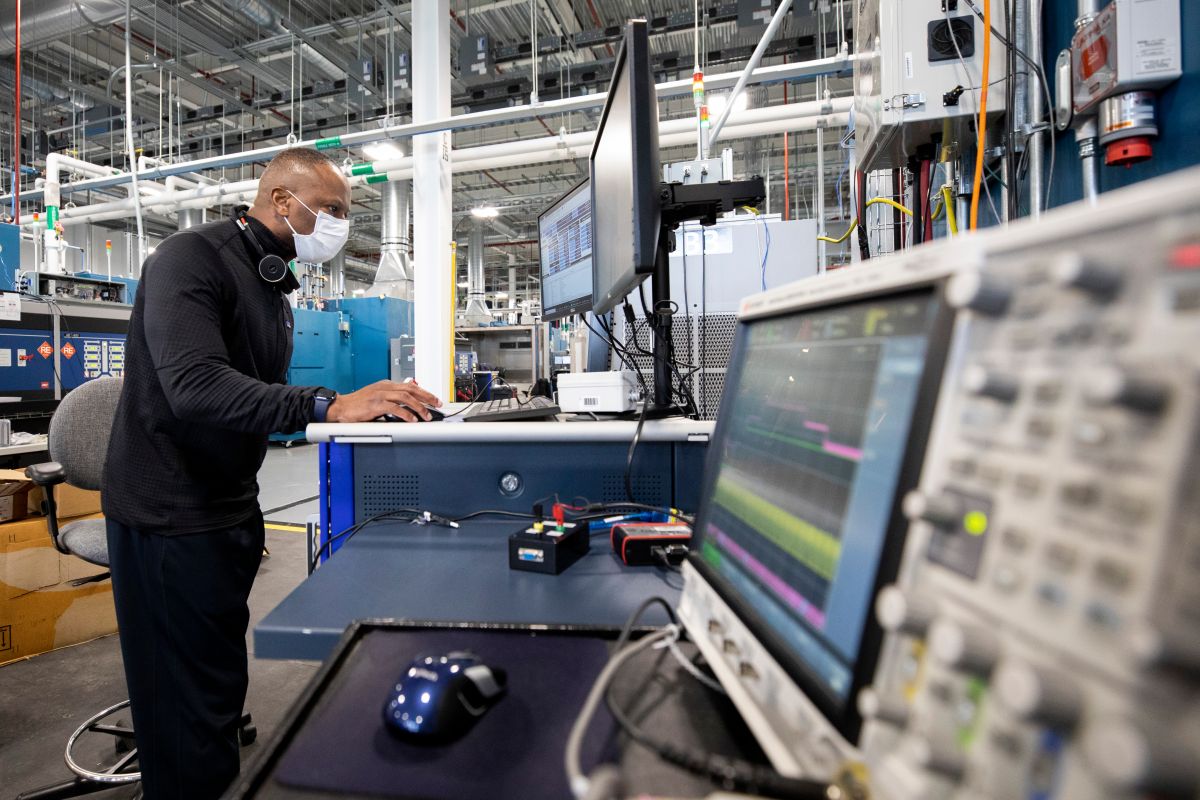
[312, 388, 337, 423]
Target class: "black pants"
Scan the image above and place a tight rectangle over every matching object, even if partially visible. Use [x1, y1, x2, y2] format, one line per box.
[106, 512, 264, 800]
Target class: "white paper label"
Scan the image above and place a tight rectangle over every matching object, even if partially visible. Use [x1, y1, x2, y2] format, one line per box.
[904, 52, 914, 80]
[16, 349, 25, 367]
[0, 292, 19, 322]
[0, 350, 10, 368]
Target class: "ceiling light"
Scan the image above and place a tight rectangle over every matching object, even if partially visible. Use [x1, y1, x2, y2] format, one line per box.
[362, 141, 405, 162]
[470, 205, 500, 218]
[457, 281, 469, 288]
[707, 91, 749, 119]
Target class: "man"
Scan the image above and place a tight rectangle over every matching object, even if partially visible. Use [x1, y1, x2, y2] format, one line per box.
[102, 148, 439, 799]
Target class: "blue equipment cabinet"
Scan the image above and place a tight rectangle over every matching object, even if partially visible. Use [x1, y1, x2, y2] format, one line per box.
[271, 307, 355, 445]
[332, 297, 413, 389]
[0, 223, 20, 291]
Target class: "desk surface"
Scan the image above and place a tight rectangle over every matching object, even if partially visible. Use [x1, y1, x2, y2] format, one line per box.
[0, 440, 48, 456]
[255, 520, 682, 662]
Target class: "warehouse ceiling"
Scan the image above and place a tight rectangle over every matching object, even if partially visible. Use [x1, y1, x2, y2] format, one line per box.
[0, 0, 854, 289]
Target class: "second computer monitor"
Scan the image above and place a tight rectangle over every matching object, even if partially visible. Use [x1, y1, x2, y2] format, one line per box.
[589, 19, 661, 315]
[538, 180, 594, 321]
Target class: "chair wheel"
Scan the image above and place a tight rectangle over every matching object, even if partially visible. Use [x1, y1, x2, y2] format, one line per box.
[238, 724, 257, 746]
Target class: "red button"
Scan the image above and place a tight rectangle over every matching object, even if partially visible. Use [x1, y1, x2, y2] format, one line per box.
[1170, 243, 1200, 271]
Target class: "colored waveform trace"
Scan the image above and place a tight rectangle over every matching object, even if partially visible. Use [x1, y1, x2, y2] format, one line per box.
[707, 526, 828, 629]
[712, 469, 841, 582]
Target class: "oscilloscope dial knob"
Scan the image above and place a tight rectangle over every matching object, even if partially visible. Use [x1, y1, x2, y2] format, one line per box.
[1052, 254, 1122, 300]
[946, 271, 1013, 317]
[994, 659, 1083, 729]
[876, 585, 938, 636]
[903, 490, 965, 530]
[1083, 718, 1198, 796]
[1082, 367, 1170, 415]
[928, 618, 1001, 676]
[963, 365, 1019, 403]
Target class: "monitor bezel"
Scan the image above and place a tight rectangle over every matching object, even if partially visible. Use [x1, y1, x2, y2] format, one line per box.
[537, 178, 595, 322]
[588, 18, 661, 315]
[686, 279, 957, 744]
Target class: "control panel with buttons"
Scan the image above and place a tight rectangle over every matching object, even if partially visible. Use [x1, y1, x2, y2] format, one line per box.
[860, 168, 1200, 799]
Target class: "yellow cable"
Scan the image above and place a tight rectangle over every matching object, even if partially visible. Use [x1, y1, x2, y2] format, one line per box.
[864, 197, 913, 217]
[970, 0, 991, 231]
[741, 205, 760, 215]
[931, 199, 945, 221]
[818, 219, 858, 244]
[942, 186, 958, 235]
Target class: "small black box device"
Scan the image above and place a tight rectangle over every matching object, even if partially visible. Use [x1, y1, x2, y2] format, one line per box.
[508, 521, 590, 574]
[610, 523, 693, 566]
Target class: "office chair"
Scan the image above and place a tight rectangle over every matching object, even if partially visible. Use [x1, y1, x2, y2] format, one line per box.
[17, 377, 255, 800]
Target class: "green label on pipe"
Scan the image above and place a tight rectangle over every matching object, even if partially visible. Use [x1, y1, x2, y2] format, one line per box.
[315, 136, 343, 150]
[350, 163, 376, 176]
[366, 174, 388, 184]
[46, 206, 58, 228]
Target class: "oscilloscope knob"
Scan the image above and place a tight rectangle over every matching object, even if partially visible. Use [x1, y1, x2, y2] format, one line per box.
[1083, 718, 1198, 796]
[902, 490, 965, 530]
[858, 687, 910, 727]
[1052, 254, 1122, 300]
[963, 365, 1019, 403]
[945, 271, 1012, 317]
[876, 585, 938, 635]
[928, 618, 1001, 676]
[994, 659, 1083, 729]
[1082, 367, 1170, 414]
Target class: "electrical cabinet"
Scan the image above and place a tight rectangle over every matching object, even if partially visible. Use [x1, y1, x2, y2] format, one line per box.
[854, 0, 1008, 169]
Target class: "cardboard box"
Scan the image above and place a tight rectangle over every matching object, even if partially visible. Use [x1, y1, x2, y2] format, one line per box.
[0, 480, 32, 523]
[0, 514, 116, 665]
[0, 469, 103, 521]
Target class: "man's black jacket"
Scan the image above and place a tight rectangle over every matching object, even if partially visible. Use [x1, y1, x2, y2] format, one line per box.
[103, 216, 323, 534]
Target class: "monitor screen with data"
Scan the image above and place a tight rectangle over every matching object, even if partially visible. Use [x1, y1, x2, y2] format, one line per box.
[538, 181, 594, 321]
[689, 287, 949, 741]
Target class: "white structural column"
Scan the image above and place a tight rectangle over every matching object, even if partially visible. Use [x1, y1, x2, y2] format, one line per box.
[412, 0, 454, 399]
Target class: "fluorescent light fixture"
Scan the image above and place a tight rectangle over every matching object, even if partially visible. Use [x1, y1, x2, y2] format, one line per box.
[352, 289, 366, 296]
[495, 292, 509, 299]
[362, 141, 405, 161]
[457, 281, 469, 288]
[707, 91, 749, 119]
[470, 205, 500, 218]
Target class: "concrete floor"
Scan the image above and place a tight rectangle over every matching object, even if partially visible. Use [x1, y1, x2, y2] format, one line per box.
[0, 444, 323, 799]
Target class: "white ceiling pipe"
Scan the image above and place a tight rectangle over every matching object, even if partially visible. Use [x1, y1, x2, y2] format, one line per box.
[363, 96, 852, 176]
[3, 56, 855, 206]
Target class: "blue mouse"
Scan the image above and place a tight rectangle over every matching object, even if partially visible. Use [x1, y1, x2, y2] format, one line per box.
[382, 651, 507, 742]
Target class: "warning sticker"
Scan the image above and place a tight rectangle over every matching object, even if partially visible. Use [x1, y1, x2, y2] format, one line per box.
[37, 341, 53, 359]
[61, 343, 76, 359]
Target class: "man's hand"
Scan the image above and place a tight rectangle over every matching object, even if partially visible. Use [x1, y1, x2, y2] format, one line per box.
[326, 380, 442, 423]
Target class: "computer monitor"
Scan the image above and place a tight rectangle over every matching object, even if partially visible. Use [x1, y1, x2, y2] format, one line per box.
[589, 19, 661, 315]
[538, 180, 594, 321]
[688, 286, 952, 744]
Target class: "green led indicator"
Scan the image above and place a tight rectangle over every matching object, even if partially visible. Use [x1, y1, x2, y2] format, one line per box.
[964, 511, 989, 536]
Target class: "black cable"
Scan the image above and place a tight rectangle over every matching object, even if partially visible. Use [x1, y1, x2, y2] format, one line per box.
[624, 400, 650, 503]
[452, 509, 537, 522]
[440, 372, 495, 419]
[602, 599, 829, 800]
[309, 508, 423, 572]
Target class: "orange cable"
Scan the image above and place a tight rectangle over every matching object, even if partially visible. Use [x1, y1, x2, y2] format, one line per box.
[969, 0, 990, 230]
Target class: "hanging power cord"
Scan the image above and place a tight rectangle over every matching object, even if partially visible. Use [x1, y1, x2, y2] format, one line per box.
[968, 0, 991, 230]
[818, 197, 912, 244]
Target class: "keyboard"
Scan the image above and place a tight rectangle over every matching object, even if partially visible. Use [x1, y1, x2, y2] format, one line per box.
[462, 395, 561, 422]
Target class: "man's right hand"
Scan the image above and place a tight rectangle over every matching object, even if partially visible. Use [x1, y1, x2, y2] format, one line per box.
[326, 380, 443, 423]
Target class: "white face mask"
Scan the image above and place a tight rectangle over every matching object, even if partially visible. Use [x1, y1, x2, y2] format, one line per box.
[284, 191, 350, 263]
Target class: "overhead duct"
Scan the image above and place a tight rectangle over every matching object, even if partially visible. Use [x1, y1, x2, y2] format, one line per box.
[221, 0, 280, 30]
[371, 179, 414, 300]
[0, 60, 84, 108]
[0, 0, 126, 56]
[462, 220, 491, 326]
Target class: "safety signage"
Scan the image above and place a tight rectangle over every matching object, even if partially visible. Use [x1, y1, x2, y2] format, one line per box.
[61, 343, 76, 359]
[37, 341, 53, 359]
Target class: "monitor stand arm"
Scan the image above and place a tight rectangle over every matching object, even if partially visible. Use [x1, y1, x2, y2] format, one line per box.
[644, 178, 767, 417]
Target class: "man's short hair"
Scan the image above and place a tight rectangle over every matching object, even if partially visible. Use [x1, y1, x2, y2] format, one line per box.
[260, 148, 340, 185]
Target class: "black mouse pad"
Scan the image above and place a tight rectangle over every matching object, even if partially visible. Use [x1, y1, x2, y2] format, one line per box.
[272, 628, 618, 799]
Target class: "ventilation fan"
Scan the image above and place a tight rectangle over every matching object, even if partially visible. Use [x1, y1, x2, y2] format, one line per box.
[927, 17, 975, 63]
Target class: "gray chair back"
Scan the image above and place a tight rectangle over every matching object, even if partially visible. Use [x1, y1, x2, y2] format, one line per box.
[48, 377, 124, 491]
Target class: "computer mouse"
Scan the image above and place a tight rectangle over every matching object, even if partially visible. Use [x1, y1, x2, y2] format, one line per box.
[373, 405, 445, 422]
[382, 651, 507, 743]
